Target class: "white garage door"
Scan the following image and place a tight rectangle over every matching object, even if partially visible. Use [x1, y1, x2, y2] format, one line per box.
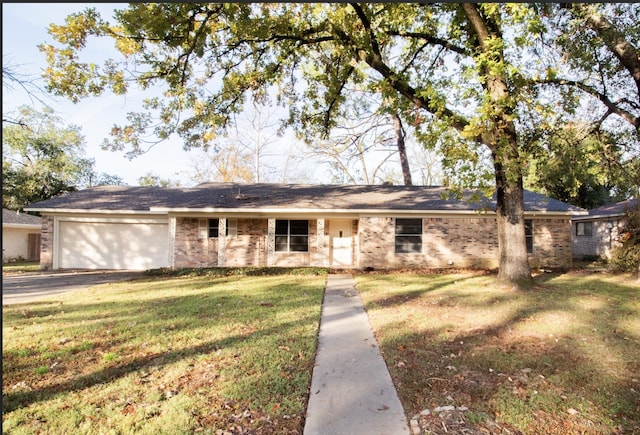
[58, 220, 169, 270]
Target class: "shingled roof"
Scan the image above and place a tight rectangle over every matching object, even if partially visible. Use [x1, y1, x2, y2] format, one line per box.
[3, 208, 42, 226]
[573, 198, 639, 220]
[24, 183, 586, 214]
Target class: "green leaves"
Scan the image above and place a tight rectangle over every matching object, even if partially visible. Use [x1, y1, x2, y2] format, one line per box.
[38, 2, 638, 195]
[2, 106, 123, 210]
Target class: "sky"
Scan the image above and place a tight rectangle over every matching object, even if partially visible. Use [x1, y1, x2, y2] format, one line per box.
[2, 3, 323, 186]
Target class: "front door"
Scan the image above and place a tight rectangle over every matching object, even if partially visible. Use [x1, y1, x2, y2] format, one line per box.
[330, 220, 353, 267]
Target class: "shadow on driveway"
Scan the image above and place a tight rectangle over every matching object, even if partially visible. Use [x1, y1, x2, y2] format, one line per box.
[2, 270, 146, 305]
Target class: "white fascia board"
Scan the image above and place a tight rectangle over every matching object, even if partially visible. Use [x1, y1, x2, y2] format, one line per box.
[524, 210, 588, 218]
[2, 223, 41, 229]
[158, 207, 497, 218]
[572, 213, 623, 221]
[158, 207, 577, 218]
[23, 208, 166, 215]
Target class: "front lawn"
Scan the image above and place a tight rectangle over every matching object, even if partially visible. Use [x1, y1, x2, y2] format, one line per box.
[2, 261, 40, 275]
[356, 271, 640, 434]
[2, 271, 327, 434]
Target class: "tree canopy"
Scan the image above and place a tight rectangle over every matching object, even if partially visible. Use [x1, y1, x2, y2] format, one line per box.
[2, 106, 124, 211]
[39, 3, 639, 286]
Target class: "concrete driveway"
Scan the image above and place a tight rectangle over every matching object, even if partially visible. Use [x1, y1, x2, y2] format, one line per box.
[2, 270, 146, 305]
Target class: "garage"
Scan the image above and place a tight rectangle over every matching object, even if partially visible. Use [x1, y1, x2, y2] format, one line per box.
[57, 218, 169, 270]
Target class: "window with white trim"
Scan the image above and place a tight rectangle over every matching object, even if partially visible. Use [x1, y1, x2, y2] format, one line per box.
[395, 218, 422, 253]
[227, 219, 237, 238]
[525, 219, 533, 254]
[575, 221, 592, 237]
[198, 218, 236, 239]
[275, 220, 308, 252]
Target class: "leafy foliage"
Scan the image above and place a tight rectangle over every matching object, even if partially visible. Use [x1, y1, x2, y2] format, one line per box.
[609, 202, 640, 274]
[2, 106, 124, 211]
[137, 171, 181, 187]
[38, 3, 640, 284]
[524, 123, 639, 209]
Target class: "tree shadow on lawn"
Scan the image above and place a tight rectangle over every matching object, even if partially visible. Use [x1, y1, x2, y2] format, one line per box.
[2, 276, 325, 415]
[360, 272, 640, 433]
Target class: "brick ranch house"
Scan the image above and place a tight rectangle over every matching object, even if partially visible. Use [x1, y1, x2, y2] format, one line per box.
[24, 183, 586, 271]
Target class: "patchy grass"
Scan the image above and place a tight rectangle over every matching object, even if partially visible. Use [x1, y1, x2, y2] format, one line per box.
[356, 270, 640, 435]
[2, 272, 327, 434]
[2, 261, 40, 274]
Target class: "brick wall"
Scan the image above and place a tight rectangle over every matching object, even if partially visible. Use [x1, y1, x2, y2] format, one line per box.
[572, 218, 623, 259]
[171, 215, 573, 270]
[173, 218, 321, 268]
[530, 218, 573, 268]
[225, 219, 268, 267]
[39, 215, 54, 270]
[173, 217, 218, 268]
[358, 216, 573, 270]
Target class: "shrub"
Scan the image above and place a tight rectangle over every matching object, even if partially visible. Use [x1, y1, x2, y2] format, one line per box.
[609, 202, 640, 275]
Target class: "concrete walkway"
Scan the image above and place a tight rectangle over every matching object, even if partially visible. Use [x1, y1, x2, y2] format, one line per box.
[304, 274, 410, 435]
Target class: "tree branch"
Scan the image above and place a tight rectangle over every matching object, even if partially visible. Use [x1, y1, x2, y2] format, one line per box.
[572, 4, 640, 97]
[535, 78, 640, 129]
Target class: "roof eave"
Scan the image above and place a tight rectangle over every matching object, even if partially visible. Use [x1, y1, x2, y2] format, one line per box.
[2, 223, 42, 229]
[23, 207, 166, 215]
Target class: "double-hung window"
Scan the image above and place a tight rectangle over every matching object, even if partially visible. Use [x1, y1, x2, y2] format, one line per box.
[524, 219, 533, 254]
[275, 220, 309, 252]
[198, 218, 237, 239]
[395, 218, 422, 253]
[575, 221, 592, 237]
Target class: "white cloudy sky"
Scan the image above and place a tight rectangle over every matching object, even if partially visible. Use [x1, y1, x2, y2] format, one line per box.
[2, 3, 326, 186]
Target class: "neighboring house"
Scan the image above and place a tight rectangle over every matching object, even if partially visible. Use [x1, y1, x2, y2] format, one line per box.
[2, 208, 42, 262]
[572, 198, 639, 260]
[24, 183, 586, 271]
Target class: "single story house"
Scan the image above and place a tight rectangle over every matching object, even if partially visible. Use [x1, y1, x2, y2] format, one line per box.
[2, 208, 42, 262]
[572, 198, 639, 259]
[24, 183, 586, 271]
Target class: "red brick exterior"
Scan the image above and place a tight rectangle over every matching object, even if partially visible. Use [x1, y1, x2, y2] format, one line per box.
[173, 217, 218, 268]
[41, 214, 573, 271]
[39, 215, 54, 270]
[530, 218, 573, 269]
[225, 219, 268, 267]
[170, 215, 573, 270]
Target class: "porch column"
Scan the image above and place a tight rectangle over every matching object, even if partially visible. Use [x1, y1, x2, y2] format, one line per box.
[168, 216, 176, 268]
[218, 218, 226, 267]
[267, 218, 275, 266]
[317, 219, 329, 266]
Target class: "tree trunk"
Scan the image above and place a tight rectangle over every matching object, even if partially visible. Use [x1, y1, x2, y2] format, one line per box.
[393, 113, 412, 186]
[494, 161, 533, 288]
[461, 3, 534, 289]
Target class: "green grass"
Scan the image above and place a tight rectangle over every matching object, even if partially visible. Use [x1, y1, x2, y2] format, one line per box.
[2, 270, 327, 434]
[356, 270, 640, 434]
[2, 261, 40, 274]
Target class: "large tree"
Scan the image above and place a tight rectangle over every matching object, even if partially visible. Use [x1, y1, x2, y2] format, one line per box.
[2, 106, 124, 211]
[39, 3, 639, 287]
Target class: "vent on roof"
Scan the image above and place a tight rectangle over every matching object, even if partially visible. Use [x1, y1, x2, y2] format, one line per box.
[235, 194, 259, 201]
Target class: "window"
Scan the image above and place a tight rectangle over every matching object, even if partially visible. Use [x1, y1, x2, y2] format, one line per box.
[198, 218, 236, 239]
[275, 220, 309, 252]
[208, 218, 220, 238]
[395, 218, 422, 253]
[524, 219, 533, 254]
[227, 219, 237, 238]
[575, 221, 593, 237]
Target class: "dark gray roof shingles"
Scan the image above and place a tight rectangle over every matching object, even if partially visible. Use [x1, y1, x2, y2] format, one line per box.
[3, 208, 42, 226]
[586, 198, 639, 218]
[24, 183, 585, 214]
